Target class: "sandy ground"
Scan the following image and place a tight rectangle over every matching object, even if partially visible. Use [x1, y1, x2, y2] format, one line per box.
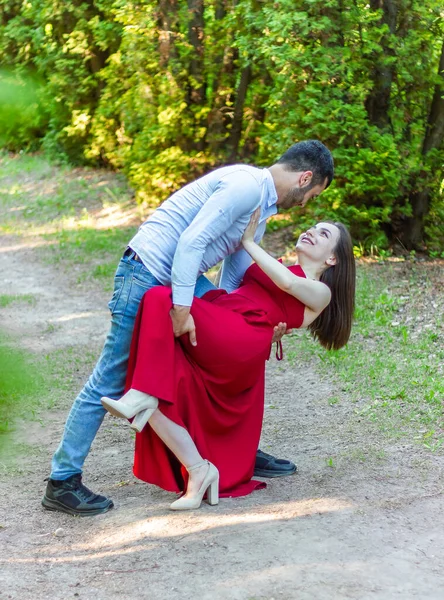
[1, 233, 444, 600]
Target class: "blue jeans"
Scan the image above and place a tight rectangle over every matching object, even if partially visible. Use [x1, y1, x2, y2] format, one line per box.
[50, 251, 217, 480]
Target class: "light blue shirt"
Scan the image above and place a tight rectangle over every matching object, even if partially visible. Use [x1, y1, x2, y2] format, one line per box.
[129, 165, 278, 306]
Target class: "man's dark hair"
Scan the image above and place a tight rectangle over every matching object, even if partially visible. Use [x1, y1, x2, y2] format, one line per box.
[277, 140, 334, 188]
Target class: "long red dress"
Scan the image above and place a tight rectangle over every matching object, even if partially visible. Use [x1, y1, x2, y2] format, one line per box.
[128, 263, 306, 497]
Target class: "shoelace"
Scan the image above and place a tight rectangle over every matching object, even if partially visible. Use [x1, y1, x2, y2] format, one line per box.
[68, 477, 99, 502]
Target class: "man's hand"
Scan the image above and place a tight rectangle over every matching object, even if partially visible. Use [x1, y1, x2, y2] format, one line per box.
[271, 322, 292, 344]
[170, 305, 197, 346]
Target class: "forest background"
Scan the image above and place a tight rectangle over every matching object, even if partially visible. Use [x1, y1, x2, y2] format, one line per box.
[1, 0, 444, 254]
[1, 7, 444, 590]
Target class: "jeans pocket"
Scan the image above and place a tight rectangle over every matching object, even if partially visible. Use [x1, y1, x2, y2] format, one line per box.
[129, 277, 160, 313]
[108, 276, 125, 314]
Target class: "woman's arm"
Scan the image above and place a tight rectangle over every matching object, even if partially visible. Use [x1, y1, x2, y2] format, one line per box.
[242, 210, 331, 314]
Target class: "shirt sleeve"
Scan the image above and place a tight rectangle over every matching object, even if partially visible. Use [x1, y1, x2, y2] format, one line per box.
[171, 170, 261, 306]
[219, 219, 267, 292]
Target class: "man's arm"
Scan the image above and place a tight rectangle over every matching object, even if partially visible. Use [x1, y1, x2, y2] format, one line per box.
[170, 170, 261, 341]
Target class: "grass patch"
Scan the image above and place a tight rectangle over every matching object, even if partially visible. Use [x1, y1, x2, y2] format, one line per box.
[0, 151, 135, 234]
[0, 332, 47, 441]
[43, 225, 137, 265]
[0, 151, 54, 179]
[41, 225, 137, 289]
[0, 152, 140, 286]
[287, 262, 444, 450]
[0, 334, 99, 461]
[0, 294, 36, 308]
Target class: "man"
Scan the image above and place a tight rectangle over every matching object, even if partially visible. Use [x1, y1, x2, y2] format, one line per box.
[42, 139, 334, 516]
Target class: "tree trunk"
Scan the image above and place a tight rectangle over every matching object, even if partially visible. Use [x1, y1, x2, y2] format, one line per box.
[206, 1, 238, 155]
[241, 68, 273, 159]
[187, 0, 205, 106]
[157, 0, 178, 68]
[399, 38, 444, 249]
[227, 64, 252, 162]
[422, 39, 444, 155]
[365, 0, 397, 130]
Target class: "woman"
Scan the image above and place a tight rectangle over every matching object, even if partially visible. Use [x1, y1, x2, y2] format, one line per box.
[102, 212, 356, 510]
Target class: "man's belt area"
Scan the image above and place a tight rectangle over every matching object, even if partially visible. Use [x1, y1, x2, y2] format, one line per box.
[124, 247, 143, 263]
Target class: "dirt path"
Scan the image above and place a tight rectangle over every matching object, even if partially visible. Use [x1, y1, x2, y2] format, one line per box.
[1, 231, 444, 600]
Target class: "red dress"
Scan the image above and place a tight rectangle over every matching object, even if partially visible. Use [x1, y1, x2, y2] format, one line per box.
[128, 263, 306, 497]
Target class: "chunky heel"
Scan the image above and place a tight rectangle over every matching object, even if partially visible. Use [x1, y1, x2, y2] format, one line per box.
[170, 460, 219, 511]
[206, 478, 219, 506]
[130, 406, 157, 433]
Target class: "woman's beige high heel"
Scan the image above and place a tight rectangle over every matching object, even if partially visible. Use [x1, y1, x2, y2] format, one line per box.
[130, 407, 154, 433]
[170, 460, 219, 511]
[101, 389, 158, 432]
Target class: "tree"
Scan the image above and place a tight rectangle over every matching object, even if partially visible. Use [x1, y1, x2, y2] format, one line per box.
[1, 0, 443, 252]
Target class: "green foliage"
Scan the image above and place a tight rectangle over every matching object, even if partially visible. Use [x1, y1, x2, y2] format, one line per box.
[0, 69, 45, 150]
[0, 0, 443, 250]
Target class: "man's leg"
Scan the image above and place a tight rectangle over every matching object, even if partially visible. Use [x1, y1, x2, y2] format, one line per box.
[43, 251, 162, 516]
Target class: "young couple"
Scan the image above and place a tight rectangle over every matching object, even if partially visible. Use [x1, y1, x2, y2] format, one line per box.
[42, 140, 355, 515]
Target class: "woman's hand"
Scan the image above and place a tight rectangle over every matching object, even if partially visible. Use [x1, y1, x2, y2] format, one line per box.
[242, 207, 261, 246]
[271, 322, 293, 344]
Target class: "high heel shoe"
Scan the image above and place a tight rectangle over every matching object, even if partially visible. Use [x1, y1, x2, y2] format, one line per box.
[130, 408, 154, 433]
[101, 389, 158, 423]
[170, 460, 219, 511]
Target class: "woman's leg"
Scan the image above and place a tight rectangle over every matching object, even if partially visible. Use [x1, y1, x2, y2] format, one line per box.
[148, 409, 211, 499]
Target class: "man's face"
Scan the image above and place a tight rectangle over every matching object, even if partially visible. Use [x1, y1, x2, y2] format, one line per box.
[279, 177, 328, 210]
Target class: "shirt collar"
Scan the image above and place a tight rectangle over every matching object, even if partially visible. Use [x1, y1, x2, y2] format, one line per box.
[261, 168, 278, 218]
[262, 168, 278, 209]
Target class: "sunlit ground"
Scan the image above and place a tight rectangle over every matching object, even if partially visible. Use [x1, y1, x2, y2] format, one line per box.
[1, 497, 353, 565]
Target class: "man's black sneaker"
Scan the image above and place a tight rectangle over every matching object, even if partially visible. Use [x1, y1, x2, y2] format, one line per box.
[254, 449, 297, 478]
[42, 474, 114, 517]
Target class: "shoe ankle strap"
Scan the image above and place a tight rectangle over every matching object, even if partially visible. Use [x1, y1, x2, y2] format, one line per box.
[187, 460, 208, 472]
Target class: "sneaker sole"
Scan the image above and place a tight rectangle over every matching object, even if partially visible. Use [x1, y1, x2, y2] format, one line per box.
[253, 466, 297, 478]
[42, 496, 114, 517]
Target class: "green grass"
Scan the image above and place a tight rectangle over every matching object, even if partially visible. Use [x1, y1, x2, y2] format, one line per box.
[0, 332, 46, 438]
[0, 294, 36, 308]
[0, 151, 134, 234]
[0, 341, 100, 470]
[0, 333, 100, 451]
[41, 225, 138, 290]
[43, 225, 137, 265]
[287, 263, 444, 450]
[0, 151, 138, 286]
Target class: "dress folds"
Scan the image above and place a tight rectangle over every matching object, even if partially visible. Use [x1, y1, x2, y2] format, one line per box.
[129, 263, 306, 497]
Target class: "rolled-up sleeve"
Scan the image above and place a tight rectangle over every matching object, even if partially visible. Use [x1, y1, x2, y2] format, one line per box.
[171, 171, 261, 305]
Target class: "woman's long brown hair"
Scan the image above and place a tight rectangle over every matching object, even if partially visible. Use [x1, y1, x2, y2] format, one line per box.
[308, 223, 356, 350]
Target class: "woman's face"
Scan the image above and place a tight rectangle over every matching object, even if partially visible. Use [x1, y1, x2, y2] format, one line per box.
[295, 222, 340, 265]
